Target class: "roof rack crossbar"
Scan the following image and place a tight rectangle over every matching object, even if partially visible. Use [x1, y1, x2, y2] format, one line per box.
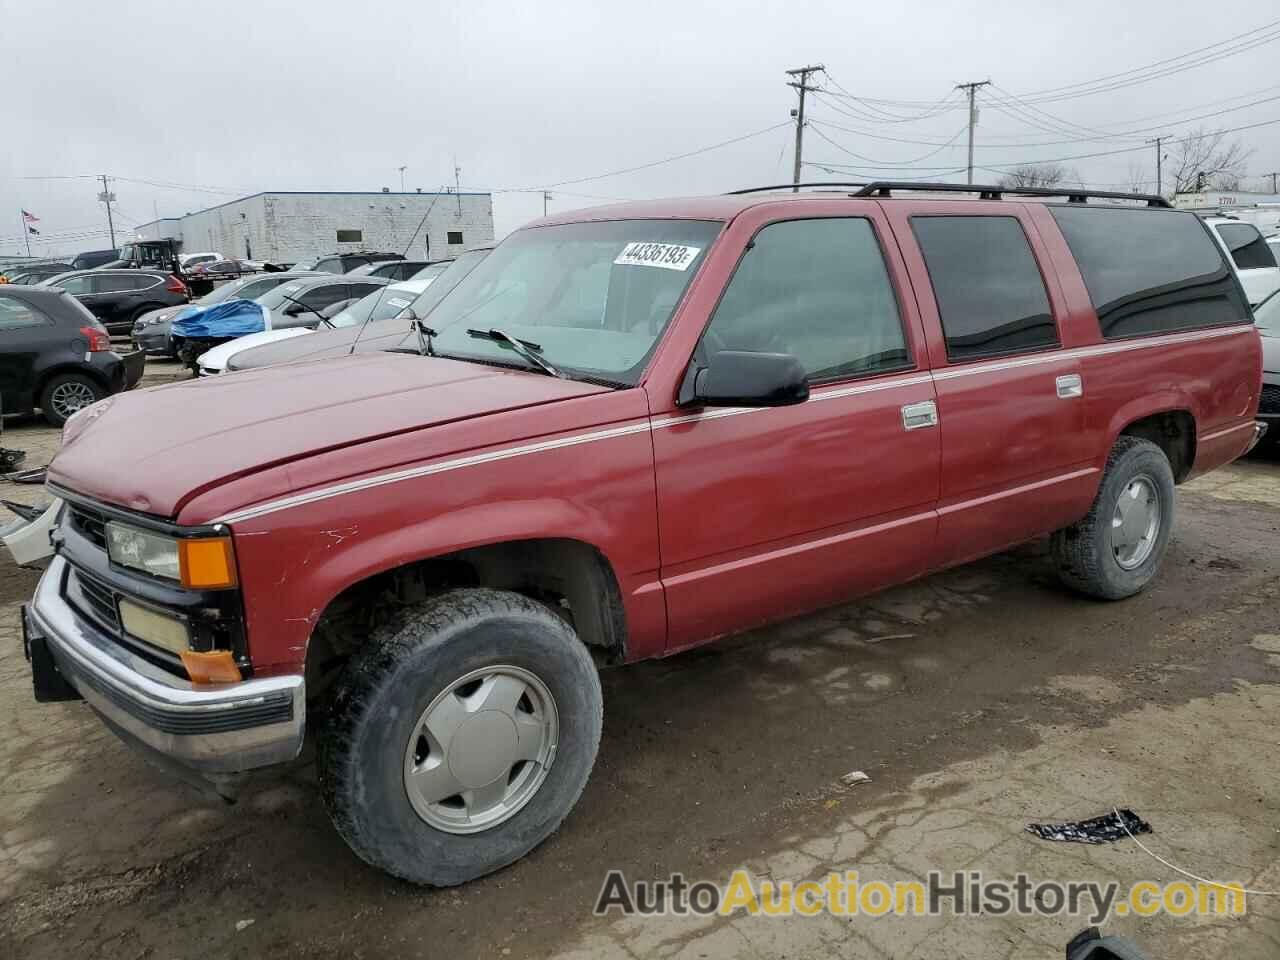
[726, 182, 868, 195]
[850, 181, 1172, 208]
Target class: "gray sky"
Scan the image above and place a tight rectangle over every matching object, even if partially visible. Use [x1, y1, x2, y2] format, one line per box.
[3, 0, 1279, 257]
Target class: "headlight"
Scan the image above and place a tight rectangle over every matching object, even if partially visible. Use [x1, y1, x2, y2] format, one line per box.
[105, 522, 238, 589]
[119, 598, 190, 654]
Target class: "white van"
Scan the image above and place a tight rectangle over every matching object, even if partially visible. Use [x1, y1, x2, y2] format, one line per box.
[1204, 217, 1280, 308]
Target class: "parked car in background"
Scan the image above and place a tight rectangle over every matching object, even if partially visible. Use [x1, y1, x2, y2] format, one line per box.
[132, 271, 326, 356]
[1204, 217, 1280, 307]
[1255, 289, 1280, 439]
[26, 184, 1264, 888]
[40, 269, 189, 334]
[227, 247, 490, 371]
[189, 259, 258, 278]
[346, 259, 433, 281]
[68, 249, 119, 271]
[171, 275, 389, 371]
[0, 285, 143, 425]
[179, 252, 222, 270]
[308, 251, 404, 274]
[199, 277, 430, 374]
[1, 263, 71, 284]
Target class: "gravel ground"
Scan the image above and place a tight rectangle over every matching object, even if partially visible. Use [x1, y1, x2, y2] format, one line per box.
[1, 365, 1279, 958]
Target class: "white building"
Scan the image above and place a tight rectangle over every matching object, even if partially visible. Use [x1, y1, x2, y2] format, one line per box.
[132, 190, 494, 264]
[1174, 190, 1280, 235]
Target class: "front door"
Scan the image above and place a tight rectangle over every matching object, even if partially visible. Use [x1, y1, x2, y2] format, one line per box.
[651, 208, 941, 651]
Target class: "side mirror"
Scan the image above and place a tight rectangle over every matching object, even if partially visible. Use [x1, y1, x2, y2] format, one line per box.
[689, 350, 809, 407]
[283, 302, 303, 316]
[320, 299, 354, 319]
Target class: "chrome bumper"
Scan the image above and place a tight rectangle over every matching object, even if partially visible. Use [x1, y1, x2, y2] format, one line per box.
[1246, 420, 1269, 454]
[29, 556, 305, 775]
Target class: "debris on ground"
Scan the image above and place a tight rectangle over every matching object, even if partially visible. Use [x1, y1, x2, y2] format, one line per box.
[865, 633, 916, 644]
[839, 770, 872, 787]
[1207, 557, 1243, 571]
[0, 448, 26, 471]
[235, 918, 255, 932]
[1025, 808, 1152, 844]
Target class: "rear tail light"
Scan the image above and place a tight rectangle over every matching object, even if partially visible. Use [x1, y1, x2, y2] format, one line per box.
[165, 275, 189, 296]
[80, 325, 110, 352]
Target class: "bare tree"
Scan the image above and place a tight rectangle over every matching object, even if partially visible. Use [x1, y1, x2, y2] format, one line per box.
[1126, 161, 1151, 194]
[998, 163, 1074, 189]
[1167, 126, 1252, 195]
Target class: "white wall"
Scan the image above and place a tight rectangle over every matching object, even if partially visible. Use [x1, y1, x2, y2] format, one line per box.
[175, 192, 494, 263]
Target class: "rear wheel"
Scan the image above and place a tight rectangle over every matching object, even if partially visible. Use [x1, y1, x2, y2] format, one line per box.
[1052, 436, 1175, 599]
[39, 373, 104, 427]
[319, 588, 602, 886]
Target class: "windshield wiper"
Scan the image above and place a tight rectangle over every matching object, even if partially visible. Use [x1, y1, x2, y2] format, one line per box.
[277, 293, 334, 328]
[466, 328, 561, 377]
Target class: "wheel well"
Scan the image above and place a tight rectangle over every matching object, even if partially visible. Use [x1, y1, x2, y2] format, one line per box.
[306, 539, 627, 699]
[33, 364, 109, 404]
[1120, 410, 1195, 483]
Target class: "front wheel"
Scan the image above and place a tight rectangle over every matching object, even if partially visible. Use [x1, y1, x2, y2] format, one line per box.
[1051, 436, 1176, 600]
[319, 588, 603, 886]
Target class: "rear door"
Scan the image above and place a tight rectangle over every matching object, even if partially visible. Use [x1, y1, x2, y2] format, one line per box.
[883, 201, 1090, 568]
[652, 203, 941, 650]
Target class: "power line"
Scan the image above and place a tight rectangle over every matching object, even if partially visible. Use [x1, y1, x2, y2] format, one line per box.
[807, 123, 968, 167]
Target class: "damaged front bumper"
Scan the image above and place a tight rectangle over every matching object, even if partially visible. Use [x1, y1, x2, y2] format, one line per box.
[26, 556, 305, 787]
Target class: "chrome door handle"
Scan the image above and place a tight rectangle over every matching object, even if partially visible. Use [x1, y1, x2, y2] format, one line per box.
[1056, 374, 1083, 398]
[901, 400, 938, 431]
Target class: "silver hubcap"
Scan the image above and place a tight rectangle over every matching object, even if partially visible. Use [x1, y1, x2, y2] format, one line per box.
[1111, 474, 1160, 570]
[403, 665, 558, 834]
[50, 381, 96, 419]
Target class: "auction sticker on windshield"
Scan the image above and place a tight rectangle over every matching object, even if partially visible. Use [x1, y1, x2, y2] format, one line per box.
[614, 242, 702, 271]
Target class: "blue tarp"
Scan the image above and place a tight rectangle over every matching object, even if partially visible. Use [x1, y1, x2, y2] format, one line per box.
[170, 299, 266, 338]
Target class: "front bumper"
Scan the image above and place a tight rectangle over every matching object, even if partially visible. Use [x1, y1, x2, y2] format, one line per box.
[27, 555, 305, 777]
[132, 330, 173, 356]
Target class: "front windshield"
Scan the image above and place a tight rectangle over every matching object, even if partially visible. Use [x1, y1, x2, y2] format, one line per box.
[1255, 289, 1280, 334]
[403, 249, 491, 319]
[331, 286, 420, 328]
[423, 221, 720, 384]
[255, 281, 311, 310]
[195, 274, 280, 305]
[291, 256, 319, 271]
[117, 243, 138, 261]
[410, 262, 449, 282]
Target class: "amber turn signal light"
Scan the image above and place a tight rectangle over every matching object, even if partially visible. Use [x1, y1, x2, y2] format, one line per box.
[180, 649, 241, 684]
[178, 537, 237, 590]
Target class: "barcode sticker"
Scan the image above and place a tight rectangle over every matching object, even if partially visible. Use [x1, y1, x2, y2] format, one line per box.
[613, 242, 702, 271]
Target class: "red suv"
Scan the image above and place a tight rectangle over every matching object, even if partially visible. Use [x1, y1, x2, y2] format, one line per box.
[25, 182, 1264, 886]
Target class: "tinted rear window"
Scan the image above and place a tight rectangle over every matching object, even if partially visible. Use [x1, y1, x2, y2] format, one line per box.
[1049, 207, 1248, 339]
[910, 215, 1057, 360]
[1217, 223, 1279, 271]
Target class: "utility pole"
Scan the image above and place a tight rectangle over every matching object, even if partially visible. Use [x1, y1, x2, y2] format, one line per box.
[453, 158, 462, 216]
[97, 174, 116, 248]
[956, 80, 991, 185]
[399, 166, 407, 192]
[786, 64, 824, 192]
[1266, 171, 1280, 194]
[543, 191, 551, 216]
[1145, 136, 1170, 196]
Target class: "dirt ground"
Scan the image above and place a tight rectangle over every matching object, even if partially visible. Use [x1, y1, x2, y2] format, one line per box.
[3, 364, 1280, 958]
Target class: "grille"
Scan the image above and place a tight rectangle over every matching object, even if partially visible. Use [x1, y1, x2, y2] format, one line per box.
[1261, 384, 1280, 415]
[68, 503, 108, 550]
[69, 567, 120, 632]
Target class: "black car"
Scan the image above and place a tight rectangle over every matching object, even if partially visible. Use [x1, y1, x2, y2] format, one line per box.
[40, 269, 190, 334]
[0, 286, 144, 426]
[68, 248, 120, 271]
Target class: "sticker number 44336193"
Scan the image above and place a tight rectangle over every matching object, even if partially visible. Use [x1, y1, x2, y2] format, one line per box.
[614, 242, 702, 271]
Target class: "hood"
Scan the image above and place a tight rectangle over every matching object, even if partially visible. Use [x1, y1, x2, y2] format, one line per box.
[228, 321, 414, 371]
[199, 328, 313, 371]
[48, 351, 610, 518]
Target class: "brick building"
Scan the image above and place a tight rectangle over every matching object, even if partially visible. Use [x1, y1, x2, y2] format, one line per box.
[132, 190, 494, 264]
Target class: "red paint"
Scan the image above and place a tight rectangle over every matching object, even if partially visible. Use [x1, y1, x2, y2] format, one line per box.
[48, 193, 1262, 676]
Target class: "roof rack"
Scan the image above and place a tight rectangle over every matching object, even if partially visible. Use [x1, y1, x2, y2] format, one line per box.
[851, 181, 1172, 208]
[726, 182, 867, 195]
[725, 180, 1172, 208]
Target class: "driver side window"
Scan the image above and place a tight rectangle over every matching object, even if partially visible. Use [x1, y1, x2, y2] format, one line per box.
[702, 217, 910, 381]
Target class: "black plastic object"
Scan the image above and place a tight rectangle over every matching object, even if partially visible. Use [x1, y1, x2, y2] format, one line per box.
[0, 448, 27, 471]
[692, 350, 810, 408]
[852, 181, 1172, 208]
[23, 605, 83, 703]
[1066, 926, 1149, 960]
[1027, 809, 1152, 844]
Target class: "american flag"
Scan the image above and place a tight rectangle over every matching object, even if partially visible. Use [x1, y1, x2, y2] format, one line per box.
[21, 210, 38, 223]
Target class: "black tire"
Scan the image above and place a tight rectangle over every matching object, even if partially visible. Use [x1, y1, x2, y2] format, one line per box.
[319, 588, 603, 886]
[38, 372, 105, 427]
[1051, 436, 1175, 600]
